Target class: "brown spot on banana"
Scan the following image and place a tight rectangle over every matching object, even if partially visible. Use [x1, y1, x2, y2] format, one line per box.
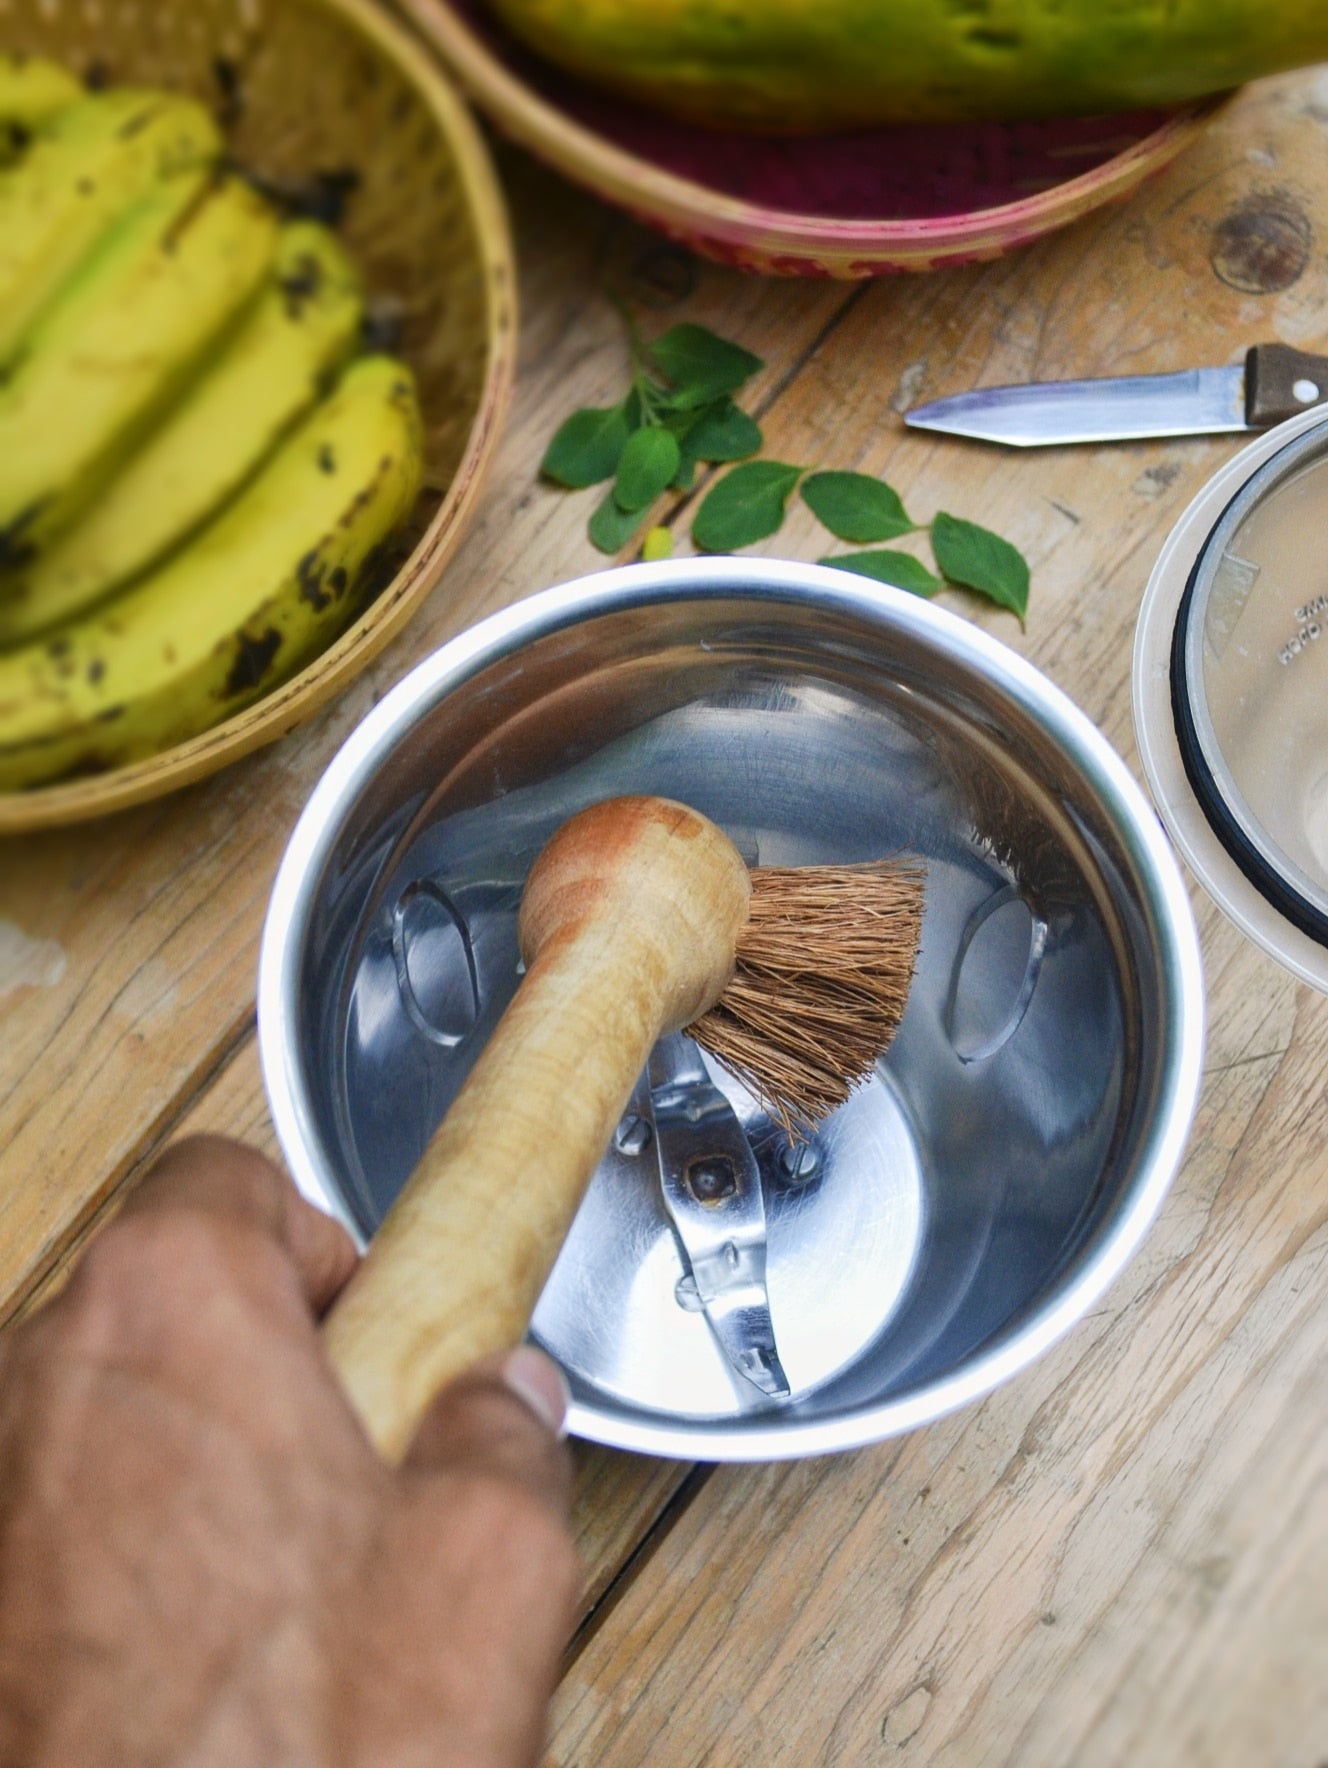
[223, 626, 282, 697]
[297, 549, 331, 611]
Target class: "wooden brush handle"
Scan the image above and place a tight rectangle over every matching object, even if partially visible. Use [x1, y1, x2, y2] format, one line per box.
[322, 797, 751, 1462]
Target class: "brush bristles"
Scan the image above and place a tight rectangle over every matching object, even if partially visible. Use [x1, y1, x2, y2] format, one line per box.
[687, 860, 926, 1137]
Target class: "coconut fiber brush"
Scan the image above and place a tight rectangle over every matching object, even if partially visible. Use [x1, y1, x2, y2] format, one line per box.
[323, 795, 925, 1460]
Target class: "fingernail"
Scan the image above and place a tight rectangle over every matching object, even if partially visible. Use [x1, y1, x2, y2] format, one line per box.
[501, 1346, 570, 1439]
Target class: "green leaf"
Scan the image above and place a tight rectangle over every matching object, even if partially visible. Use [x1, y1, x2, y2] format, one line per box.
[819, 551, 941, 596]
[641, 525, 674, 561]
[541, 401, 634, 488]
[931, 512, 1030, 624]
[692, 461, 803, 553]
[588, 489, 644, 554]
[650, 323, 764, 410]
[613, 424, 681, 511]
[669, 398, 763, 490]
[684, 398, 763, 463]
[802, 472, 914, 544]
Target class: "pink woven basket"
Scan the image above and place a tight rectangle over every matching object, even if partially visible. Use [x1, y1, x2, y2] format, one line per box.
[404, 0, 1224, 278]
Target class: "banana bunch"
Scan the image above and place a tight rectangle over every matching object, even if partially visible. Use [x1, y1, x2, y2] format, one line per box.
[0, 357, 423, 791]
[0, 58, 426, 793]
[0, 220, 366, 644]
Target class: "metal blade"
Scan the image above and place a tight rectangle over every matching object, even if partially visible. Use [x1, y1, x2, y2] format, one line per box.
[905, 365, 1248, 448]
[647, 1035, 790, 1401]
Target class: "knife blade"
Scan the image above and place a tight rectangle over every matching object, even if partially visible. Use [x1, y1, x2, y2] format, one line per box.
[905, 342, 1328, 448]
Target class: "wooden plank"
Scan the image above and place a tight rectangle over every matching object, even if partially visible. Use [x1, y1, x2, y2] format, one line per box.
[545, 69, 1328, 1764]
[0, 147, 858, 1321]
[551, 933, 1328, 1766]
[10, 1028, 285, 1323]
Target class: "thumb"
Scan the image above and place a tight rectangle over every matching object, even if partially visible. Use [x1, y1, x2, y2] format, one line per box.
[402, 1346, 573, 1514]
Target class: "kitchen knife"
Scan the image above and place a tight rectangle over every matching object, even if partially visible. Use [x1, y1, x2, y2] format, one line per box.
[905, 342, 1328, 447]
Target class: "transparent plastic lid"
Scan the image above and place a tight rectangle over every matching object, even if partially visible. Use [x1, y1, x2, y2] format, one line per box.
[1174, 423, 1328, 943]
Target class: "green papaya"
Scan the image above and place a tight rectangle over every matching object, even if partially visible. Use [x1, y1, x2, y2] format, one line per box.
[490, 0, 1328, 131]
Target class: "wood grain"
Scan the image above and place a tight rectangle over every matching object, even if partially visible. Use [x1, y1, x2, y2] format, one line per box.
[551, 935, 1328, 1766]
[3, 60, 1328, 1768]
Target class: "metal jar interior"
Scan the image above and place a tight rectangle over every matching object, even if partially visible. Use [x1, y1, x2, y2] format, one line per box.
[260, 559, 1203, 1460]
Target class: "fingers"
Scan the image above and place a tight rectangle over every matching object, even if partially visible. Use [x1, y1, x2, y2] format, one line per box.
[123, 1135, 359, 1313]
[403, 1347, 573, 1515]
[370, 1358, 579, 1766]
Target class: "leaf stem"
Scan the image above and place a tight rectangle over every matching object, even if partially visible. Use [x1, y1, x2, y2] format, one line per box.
[606, 289, 669, 425]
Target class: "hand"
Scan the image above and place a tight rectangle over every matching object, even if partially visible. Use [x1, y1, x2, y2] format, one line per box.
[0, 1136, 579, 1767]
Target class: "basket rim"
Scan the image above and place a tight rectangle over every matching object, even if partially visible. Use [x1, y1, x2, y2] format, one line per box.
[403, 0, 1225, 257]
[0, 0, 517, 835]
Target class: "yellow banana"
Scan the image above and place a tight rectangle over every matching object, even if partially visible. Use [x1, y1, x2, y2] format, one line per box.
[0, 220, 364, 646]
[0, 89, 221, 363]
[0, 169, 279, 567]
[0, 55, 82, 157]
[0, 356, 424, 793]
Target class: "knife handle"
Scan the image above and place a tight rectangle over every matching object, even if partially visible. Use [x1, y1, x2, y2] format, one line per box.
[1245, 344, 1328, 426]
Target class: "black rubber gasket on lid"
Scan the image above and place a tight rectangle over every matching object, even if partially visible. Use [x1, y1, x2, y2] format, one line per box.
[1169, 483, 1328, 951]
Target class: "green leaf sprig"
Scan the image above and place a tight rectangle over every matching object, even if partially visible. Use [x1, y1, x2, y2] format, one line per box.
[541, 313, 764, 549]
[540, 308, 1031, 625]
[799, 470, 1030, 625]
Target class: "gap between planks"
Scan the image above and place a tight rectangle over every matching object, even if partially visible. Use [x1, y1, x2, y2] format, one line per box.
[1, 1006, 257, 1330]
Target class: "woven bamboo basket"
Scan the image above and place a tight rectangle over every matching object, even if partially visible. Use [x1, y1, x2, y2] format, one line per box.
[0, 0, 515, 833]
[406, 0, 1221, 279]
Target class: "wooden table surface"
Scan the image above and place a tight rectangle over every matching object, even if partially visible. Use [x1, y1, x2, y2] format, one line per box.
[4, 65, 1328, 1768]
